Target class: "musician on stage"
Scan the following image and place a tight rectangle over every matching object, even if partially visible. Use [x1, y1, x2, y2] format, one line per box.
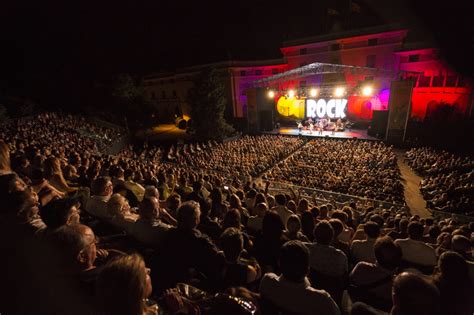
[297, 121, 303, 134]
[335, 118, 344, 132]
[318, 118, 324, 135]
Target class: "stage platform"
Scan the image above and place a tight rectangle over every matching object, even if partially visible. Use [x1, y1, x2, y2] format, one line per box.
[264, 127, 379, 140]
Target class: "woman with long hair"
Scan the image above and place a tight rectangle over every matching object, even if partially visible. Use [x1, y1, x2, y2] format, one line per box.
[96, 254, 158, 315]
[43, 156, 77, 194]
[432, 251, 474, 315]
[0, 140, 12, 175]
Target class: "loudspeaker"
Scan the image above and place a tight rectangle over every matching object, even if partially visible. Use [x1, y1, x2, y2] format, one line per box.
[369, 110, 389, 137]
[259, 110, 273, 131]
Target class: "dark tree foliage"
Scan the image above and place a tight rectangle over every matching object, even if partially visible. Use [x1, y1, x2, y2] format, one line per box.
[111, 74, 157, 128]
[187, 68, 234, 140]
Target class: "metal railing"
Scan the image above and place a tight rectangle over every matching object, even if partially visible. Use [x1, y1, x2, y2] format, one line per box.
[267, 181, 406, 210]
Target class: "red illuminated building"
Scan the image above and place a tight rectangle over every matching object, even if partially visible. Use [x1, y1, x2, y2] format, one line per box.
[143, 25, 472, 123]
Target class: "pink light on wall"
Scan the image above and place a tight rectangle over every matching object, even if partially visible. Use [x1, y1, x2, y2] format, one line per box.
[347, 88, 390, 120]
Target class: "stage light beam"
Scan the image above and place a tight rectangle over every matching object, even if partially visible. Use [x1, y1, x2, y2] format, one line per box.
[310, 88, 318, 97]
[334, 87, 345, 97]
[362, 86, 373, 96]
[288, 89, 295, 98]
[268, 90, 275, 98]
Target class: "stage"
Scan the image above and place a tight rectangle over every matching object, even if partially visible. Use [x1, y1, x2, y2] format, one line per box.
[264, 127, 379, 140]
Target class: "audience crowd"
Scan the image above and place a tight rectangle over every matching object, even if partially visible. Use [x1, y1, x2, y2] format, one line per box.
[405, 147, 474, 216]
[0, 113, 473, 315]
[168, 135, 305, 178]
[266, 139, 404, 203]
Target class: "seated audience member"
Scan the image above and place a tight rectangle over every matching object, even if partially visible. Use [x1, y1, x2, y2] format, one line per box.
[43, 156, 78, 194]
[251, 211, 287, 273]
[0, 140, 12, 175]
[229, 194, 250, 226]
[164, 193, 181, 218]
[450, 234, 473, 261]
[391, 272, 440, 315]
[350, 236, 402, 311]
[387, 218, 409, 240]
[301, 211, 315, 242]
[144, 186, 177, 225]
[123, 169, 146, 202]
[259, 240, 340, 315]
[130, 197, 172, 246]
[222, 208, 253, 251]
[0, 173, 27, 196]
[40, 198, 81, 233]
[85, 176, 113, 219]
[105, 193, 138, 233]
[423, 225, 441, 246]
[351, 221, 381, 264]
[1, 189, 46, 235]
[50, 224, 103, 297]
[272, 194, 293, 228]
[247, 202, 267, 234]
[283, 214, 310, 242]
[307, 221, 348, 307]
[332, 210, 353, 243]
[219, 227, 260, 289]
[395, 222, 437, 273]
[197, 199, 222, 241]
[329, 218, 351, 259]
[151, 201, 225, 293]
[432, 251, 474, 315]
[308, 221, 348, 278]
[96, 254, 159, 315]
[209, 188, 228, 220]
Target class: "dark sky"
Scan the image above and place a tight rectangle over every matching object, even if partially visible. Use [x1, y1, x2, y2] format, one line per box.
[0, 1, 393, 75]
[0, 0, 471, 104]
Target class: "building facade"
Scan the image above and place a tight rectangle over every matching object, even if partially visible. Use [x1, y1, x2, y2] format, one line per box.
[143, 25, 472, 123]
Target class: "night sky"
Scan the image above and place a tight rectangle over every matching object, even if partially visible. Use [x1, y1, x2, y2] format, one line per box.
[0, 0, 471, 107]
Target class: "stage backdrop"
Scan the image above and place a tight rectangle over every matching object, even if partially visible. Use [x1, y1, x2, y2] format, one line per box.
[386, 80, 413, 142]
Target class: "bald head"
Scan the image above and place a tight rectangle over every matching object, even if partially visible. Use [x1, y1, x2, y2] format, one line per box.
[392, 272, 440, 315]
[139, 197, 160, 221]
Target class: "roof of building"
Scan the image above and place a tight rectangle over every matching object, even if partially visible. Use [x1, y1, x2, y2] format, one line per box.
[143, 58, 286, 80]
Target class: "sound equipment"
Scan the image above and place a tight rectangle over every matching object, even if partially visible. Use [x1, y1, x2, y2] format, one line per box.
[386, 80, 413, 142]
[368, 110, 388, 137]
[259, 110, 273, 131]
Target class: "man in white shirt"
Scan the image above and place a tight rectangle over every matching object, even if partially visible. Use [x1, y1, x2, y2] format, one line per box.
[394, 222, 437, 270]
[130, 197, 171, 246]
[351, 221, 381, 264]
[260, 240, 340, 315]
[272, 194, 294, 228]
[247, 202, 267, 233]
[307, 221, 348, 278]
[85, 177, 113, 219]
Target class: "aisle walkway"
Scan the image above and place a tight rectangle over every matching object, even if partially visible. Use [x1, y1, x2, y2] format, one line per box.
[395, 150, 432, 218]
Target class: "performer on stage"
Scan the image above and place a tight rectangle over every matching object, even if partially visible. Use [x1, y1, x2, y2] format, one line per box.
[309, 121, 314, 134]
[318, 119, 324, 135]
[335, 118, 344, 132]
[297, 121, 303, 134]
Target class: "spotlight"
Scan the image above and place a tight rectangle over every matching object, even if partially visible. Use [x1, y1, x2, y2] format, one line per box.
[288, 90, 295, 98]
[362, 86, 373, 96]
[268, 90, 275, 98]
[310, 88, 318, 97]
[334, 87, 345, 97]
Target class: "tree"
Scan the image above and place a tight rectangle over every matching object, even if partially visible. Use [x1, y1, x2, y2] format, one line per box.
[187, 68, 234, 140]
[111, 74, 157, 128]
